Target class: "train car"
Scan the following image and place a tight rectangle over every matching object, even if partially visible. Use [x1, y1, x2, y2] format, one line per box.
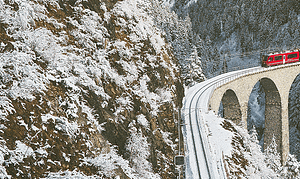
[261, 50, 300, 67]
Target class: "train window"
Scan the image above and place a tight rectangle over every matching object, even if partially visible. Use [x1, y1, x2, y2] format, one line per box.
[288, 53, 298, 59]
[268, 57, 273, 61]
[262, 56, 268, 61]
[275, 55, 282, 61]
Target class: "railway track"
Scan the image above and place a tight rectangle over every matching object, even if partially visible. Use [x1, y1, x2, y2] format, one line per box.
[183, 66, 263, 178]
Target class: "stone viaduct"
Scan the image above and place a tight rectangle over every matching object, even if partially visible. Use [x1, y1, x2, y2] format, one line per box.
[209, 63, 300, 163]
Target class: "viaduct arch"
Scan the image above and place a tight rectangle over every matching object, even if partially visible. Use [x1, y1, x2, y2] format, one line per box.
[209, 64, 300, 163]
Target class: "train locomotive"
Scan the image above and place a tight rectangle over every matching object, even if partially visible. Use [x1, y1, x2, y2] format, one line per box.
[261, 50, 300, 67]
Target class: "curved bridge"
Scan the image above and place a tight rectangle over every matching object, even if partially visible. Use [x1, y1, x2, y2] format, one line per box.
[209, 62, 300, 163]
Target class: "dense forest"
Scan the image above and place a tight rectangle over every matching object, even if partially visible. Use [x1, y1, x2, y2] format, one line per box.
[172, 0, 300, 77]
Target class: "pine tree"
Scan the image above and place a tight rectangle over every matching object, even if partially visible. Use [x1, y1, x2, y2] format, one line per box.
[264, 136, 282, 173]
[126, 123, 158, 178]
[281, 154, 300, 178]
[151, 2, 206, 86]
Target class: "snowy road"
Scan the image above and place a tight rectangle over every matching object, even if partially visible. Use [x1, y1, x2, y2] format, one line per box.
[181, 64, 284, 179]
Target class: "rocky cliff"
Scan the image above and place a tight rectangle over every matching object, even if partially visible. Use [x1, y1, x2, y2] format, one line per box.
[0, 0, 184, 178]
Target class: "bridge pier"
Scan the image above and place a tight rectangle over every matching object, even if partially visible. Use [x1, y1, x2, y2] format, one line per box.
[281, 92, 290, 164]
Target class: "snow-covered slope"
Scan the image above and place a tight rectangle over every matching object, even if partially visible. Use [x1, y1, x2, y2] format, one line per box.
[0, 0, 187, 178]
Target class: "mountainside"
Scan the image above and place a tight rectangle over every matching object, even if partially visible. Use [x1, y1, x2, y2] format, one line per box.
[0, 0, 189, 178]
[172, 0, 300, 78]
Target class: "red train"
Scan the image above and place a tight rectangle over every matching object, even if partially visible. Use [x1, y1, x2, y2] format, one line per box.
[261, 50, 300, 67]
